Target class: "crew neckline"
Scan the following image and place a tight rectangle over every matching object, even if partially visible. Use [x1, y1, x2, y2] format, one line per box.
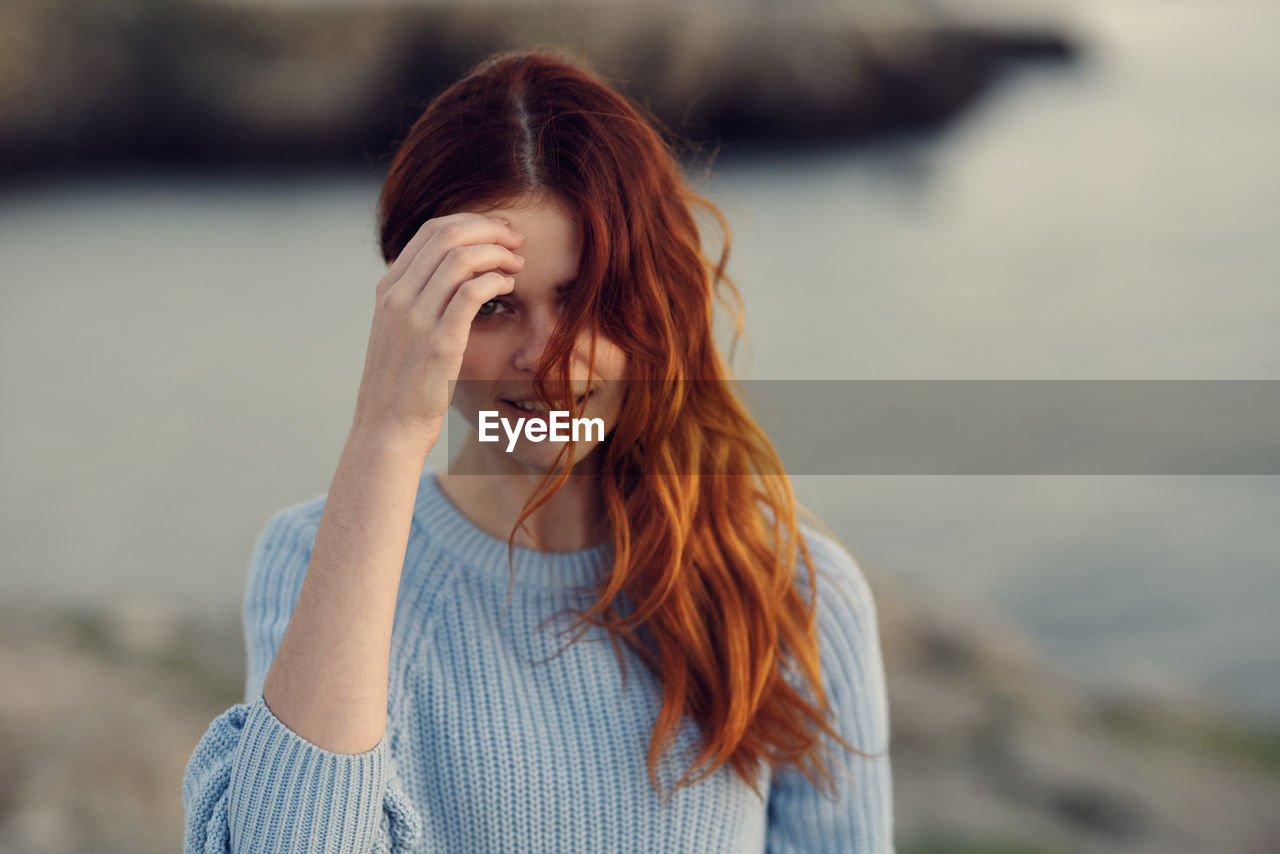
[413, 468, 614, 590]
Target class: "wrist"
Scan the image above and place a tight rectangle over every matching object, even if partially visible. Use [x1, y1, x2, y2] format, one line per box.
[346, 420, 436, 462]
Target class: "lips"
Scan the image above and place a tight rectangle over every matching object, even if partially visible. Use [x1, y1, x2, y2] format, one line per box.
[500, 390, 591, 414]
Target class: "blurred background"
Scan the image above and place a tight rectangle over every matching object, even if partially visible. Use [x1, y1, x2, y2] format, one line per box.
[2, 0, 1279, 851]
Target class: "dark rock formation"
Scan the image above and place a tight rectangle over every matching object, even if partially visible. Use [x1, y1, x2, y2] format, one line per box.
[0, 0, 1077, 180]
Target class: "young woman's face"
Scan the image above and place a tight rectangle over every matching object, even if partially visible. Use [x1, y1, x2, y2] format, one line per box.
[450, 194, 628, 472]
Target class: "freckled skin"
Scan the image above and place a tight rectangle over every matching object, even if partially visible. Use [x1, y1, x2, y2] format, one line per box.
[449, 192, 628, 475]
[435, 192, 627, 552]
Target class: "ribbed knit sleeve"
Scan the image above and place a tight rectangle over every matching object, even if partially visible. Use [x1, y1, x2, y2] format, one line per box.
[182, 505, 421, 853]
[766, 526, 895, 853]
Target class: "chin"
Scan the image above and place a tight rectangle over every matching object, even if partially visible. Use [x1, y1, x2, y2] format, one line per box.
[503, 440, 607, 474]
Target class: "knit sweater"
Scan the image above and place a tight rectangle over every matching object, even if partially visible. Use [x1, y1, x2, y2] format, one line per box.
[183, 469, 894, 853]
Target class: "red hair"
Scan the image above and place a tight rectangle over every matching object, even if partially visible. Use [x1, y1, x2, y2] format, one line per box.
[377, 47, 872, 802]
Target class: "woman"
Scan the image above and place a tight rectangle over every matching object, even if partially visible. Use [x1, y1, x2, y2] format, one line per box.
[183, 48, 893, 853]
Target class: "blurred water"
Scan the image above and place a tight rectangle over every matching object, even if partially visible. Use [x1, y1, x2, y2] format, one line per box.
[2, 0, 1278, 720]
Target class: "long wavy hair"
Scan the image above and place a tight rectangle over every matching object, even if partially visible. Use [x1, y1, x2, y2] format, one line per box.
[377, 47, 872, 803]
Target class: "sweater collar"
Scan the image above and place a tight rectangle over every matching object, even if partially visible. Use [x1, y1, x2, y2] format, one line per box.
[413, 468, 613, 590]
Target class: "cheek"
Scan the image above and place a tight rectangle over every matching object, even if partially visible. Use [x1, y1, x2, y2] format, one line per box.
[595, 350, 627, 415]
[456, 334, 504, 379]
[598, 381, 627, 422]
[607, 353, 628, 381]
[594, 341, 628, 382]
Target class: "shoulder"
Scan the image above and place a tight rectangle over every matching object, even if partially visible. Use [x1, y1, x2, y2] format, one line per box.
[243, 493, 327, 613]
[767, 522, 894, 852]
[793, 521, 878, 632]
[789, 523, 888, 731]
[251, 494, 326, 571]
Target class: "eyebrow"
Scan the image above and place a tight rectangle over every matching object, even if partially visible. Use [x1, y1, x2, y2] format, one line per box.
[504, 281, 575, 301]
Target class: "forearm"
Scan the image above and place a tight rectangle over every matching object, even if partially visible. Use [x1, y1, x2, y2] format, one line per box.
[261, 426, 429, 753]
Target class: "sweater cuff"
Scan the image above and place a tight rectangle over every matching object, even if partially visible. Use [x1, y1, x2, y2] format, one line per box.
[227, 694, 389, 853]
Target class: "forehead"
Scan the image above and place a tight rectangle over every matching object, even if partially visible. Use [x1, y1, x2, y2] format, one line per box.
[485, 195, 581, 286]
[486, 195, 577, 239]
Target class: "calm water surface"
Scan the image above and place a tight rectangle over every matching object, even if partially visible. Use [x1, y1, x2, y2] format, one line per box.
[2, 0, 1277, 720]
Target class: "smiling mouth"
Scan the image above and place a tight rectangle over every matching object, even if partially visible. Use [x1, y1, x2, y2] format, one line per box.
[500, 391, 591, 414]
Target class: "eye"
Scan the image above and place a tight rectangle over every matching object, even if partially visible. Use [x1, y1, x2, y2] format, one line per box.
[475, 299, 512, 318]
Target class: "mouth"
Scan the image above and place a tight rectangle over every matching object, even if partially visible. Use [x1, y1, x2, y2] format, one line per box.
[499, 390, 592, 415]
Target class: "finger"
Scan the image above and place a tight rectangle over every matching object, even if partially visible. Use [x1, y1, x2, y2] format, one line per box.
[436, 271, 516, 341]
[380, 212, 514, 292]
[381, 212, 489, 291]
[388, 220, 523, 305]
[409, 241, 525, 318]
[420, 244, 523, 322]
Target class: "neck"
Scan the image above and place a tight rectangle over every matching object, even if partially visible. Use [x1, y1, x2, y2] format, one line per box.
[434, 432, 608, 552]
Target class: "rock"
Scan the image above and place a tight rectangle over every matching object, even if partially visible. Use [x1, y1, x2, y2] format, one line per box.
[0, 0, 1079, 180]
[0, 597, 242, 854]
[4, 561, 1275, 853]
[864, 563, 1280, 853]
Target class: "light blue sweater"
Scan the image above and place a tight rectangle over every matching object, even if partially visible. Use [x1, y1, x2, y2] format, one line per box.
[183, 469, 894, 852]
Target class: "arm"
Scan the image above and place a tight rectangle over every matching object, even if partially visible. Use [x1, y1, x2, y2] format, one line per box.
[183, 211, 524, 852]
[261, 429, 426, 752]
[182, 432, 428, 853]
[260, 209, 524, 750]
[766, 527, 895, 853]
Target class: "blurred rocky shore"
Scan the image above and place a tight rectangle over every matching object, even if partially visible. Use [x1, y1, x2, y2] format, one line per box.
[0, 0, 1076, 181]
[2, 569, 1278, 854]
